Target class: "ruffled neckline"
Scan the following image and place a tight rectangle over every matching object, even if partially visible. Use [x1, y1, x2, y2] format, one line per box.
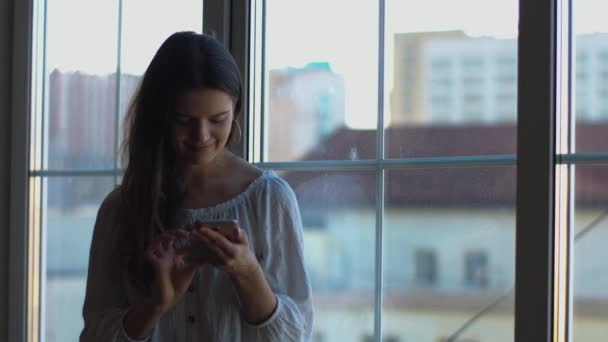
[178, 169, 274, 214]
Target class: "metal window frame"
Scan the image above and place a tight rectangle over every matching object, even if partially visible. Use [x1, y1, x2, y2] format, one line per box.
[203, 0, 251, 160]
[374, 2, 387, 340]
[26, 152, 608, 177]
[9, 0, 34, 340]
[515, 0, 561, 341]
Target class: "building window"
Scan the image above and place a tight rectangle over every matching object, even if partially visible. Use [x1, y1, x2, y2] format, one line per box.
[463, 76, 483, 86]
[462, 57, 484, 69]
[496, 74, 517, 84]
[415, 249, 438, 286]
[431, 95, 451, 105]
[465, 251, 489, 288]
[497, 55, 516, 67]
[431, 58, 451, 70]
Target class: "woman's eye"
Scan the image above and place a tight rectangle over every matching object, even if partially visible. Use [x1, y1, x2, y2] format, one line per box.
[210, 116, 227, 124]
[173, 116, 191, 125]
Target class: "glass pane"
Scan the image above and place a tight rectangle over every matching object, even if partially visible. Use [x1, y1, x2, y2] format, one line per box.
[385, 0, 518, 158]
[45, 0, 119, 169]
[118, 0, 203, 163]
[278, 170, 376, 341]
[383, 167, 516, 341]
[264, 0, 378, 162]
[573, 165, 608, 340]
[44, 176, 115, 342]
[574, 1, 608, 152]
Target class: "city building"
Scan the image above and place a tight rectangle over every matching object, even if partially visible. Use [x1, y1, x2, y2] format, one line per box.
[267, 62, 345, 161]
[391, 31, 608, 125]
[283, 123, 608, 341]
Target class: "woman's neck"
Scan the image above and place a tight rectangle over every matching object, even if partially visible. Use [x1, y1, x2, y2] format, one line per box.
[180, 150, 233, 189]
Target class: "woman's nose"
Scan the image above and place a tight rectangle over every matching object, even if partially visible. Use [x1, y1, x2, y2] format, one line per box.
[194, 119, 210, 141]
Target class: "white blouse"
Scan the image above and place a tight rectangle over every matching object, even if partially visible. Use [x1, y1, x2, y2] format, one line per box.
[80, 170, 314, 342]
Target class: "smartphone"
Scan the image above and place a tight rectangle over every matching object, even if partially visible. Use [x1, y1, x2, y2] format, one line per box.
[192, 219, 239, 237]
[177, 219, 240, 263]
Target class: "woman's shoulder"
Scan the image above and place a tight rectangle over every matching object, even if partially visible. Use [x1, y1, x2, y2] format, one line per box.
[95, 186, 124, 221]
[226, 153, 295, 199]
[101, 186, 122, 208]
[254, 170, 299, 210]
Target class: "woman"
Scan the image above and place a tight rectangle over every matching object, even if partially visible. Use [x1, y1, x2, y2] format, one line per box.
[80, 31, 313, 341]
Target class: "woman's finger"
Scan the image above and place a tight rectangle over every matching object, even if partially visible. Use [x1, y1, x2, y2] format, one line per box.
[191, 230, 231, 262]
[232, 228, 249, 245]
[144, 247, 156, 261]
[145, 245, 164, 265]
[167, 229, 190, 240]
[202, 228, 237, 258]
[151, 236, 165, 252]
[148, 234, 175, 261]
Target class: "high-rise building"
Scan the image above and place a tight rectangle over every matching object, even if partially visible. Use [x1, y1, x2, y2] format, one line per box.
[267, 62, 345, 161]
[392, 31, 608, 125]
[390, 31, 467, 125]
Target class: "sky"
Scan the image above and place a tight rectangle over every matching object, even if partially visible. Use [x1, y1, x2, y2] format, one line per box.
[45, 0, 608, 128]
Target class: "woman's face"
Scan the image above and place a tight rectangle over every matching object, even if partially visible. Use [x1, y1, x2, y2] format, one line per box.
[171, 88, 235, 168]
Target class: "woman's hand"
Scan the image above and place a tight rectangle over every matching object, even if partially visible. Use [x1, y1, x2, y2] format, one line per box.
[192, 225, 279, 323]
[144, 230, 202, 314]
[191, 226, 260, 281]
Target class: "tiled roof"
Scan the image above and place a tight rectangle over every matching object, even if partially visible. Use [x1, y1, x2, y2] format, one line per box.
[284, 123, 608, 208]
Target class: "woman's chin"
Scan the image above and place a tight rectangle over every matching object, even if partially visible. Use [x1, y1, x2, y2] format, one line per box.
[184, 152, 217, 167]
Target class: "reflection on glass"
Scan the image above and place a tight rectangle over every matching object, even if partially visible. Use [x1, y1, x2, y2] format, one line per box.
[44, 177, 115, 342]
[573, 165, 608, 341]
[265, 0, 378, 162]
[277, 170, 376, 342]
[118, 0, 203, 156]
[42, 1, 203, 339]
[574, 0, 608, 152]
[383, 167, 516, 342]
[45, 0, 119, 169]
[45, 0, 203, 171]
[385, 0, 518, 158]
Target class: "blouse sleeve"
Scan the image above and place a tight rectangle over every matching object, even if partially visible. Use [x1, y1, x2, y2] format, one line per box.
[242, 176, 314, 342]
[79, 189, 152, 342]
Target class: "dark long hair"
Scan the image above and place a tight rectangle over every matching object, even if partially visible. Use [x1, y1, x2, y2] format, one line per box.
[118, 31, 243, 291]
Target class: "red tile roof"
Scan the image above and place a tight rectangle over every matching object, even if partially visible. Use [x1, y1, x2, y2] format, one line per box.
[283, 123, 608, 208]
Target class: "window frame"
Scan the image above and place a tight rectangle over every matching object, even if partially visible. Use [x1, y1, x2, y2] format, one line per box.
[9, 0, 36, 340]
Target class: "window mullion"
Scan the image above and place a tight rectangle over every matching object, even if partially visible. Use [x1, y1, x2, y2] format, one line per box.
[555, 0, 574, 339]
[374, 1, 386, 342]
[204, 0, 252, 159]
[515, 0, 558, 341]
[9, 0, 36, 340]
[113, 0, 123, 185]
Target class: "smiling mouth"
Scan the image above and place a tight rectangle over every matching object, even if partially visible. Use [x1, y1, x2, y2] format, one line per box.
[187, 143, 214, 150]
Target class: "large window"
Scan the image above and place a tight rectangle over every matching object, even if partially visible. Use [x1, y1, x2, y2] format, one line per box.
[572, 0, 608, 340]
[255, 0, 517, 341]
[30, 0, 203, 341]
[10, 0, 603, 341]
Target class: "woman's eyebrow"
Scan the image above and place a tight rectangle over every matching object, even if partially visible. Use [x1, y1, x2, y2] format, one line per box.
[173, 110, 193, 117]
[210, 110, 230, 117]
[173, 110, 230, 117]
